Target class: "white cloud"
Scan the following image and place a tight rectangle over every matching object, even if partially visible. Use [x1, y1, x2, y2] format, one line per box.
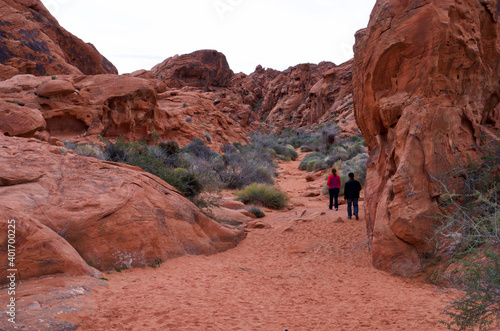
[41, 0, 376, 74]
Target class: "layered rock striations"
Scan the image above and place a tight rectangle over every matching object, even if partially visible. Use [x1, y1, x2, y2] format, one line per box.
[353, 0, 500, 276]
[0, 0, 117, 77]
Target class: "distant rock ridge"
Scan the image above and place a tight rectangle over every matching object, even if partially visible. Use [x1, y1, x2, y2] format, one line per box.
[0, 0, 117, 78]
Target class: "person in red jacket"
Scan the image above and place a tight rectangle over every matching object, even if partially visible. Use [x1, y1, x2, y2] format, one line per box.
[327, 168, 341, 210]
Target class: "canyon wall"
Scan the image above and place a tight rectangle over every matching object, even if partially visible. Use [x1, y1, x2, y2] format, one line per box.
[353, 0, 500, 276]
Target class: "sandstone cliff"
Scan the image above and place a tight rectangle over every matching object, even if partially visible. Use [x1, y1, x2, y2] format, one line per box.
[0, 0, 117, 79]
[353, 0, 500, 276]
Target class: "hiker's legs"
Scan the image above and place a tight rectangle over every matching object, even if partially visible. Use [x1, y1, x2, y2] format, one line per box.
[333, 188, 340, 210]
[328, 189, 334, 209]
[347, 199, 353, 217]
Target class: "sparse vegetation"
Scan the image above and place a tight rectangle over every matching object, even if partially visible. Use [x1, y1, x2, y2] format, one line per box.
[151, 258, 162, 269]
[235, 183, 288, 210]
[245, 206, 265, 218]
[65, 132, 295, 205]
[430, 139, 500, 330]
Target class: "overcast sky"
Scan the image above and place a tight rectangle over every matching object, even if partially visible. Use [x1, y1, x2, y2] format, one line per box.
[41, 0, 376, 75]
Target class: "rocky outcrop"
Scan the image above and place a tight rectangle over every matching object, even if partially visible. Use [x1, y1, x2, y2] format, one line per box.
[152, 50, 234, 88]
[0, 134, 245, 277]
[230, 61, 357, 137]
[0, 73, 252, 147]
[0, 0, 117, 77]
[0, 206, 100, 284]
[353, 0, 500, 276]
[0, 99, 45, 136]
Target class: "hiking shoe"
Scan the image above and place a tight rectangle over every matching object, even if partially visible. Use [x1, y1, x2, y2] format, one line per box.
[355, 213, 359, 220]
[347, 216, 352, 219]
[328, 206, 332, 210]
[335, 208, 338, 211]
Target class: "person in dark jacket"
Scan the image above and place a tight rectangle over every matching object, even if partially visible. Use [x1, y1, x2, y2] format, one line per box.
[344, 172, 362, 219]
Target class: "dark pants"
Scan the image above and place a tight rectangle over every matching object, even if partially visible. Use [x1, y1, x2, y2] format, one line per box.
[347, 198, 359, 217]
[329, 188, 340, 209]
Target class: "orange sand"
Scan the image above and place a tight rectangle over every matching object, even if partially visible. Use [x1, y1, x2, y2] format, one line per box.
[74, 155, 452, 330]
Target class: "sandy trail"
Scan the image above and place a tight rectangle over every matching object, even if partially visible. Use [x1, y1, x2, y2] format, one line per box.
[76, 154, 452, 330]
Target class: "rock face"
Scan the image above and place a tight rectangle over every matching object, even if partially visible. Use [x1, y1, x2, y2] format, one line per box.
[0, 206, 101, 284]
[0, 73, 252, 147]
[0, 134, 246, 278]
[230, 61, 358, 137]
[152, 50, 234, 88]
[353, 0, 500, 276]
[0, 0, 117, 77]
[0, 99, 45, 136]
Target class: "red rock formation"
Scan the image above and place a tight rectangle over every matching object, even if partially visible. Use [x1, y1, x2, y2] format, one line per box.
[0, 0, 117, 77]
[353, 0, 500, 276]
[0, 134, 246, 274]
[229, 61, 358, 137]
[0, 99, 45, 136]
[152, 50, 234, 88]
[156, 89, 251, 147]
[0, 206, 100, 284]
[0, 73, 251, 147]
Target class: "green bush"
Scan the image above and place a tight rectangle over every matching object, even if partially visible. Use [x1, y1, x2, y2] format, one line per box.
[235, 183, 288, 210]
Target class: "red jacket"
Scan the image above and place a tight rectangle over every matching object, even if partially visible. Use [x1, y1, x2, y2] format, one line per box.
[327, 174, 341, 189]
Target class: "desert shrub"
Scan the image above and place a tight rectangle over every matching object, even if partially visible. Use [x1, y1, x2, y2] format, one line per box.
[203, 132, 212, 142]
[100, 136, 131, 162]
[232, 141, 243, 150]
[432, 140, 500, 330]
[159, 141, 180, 156]
[272, 144, 298, 161]
[325, 145, 350, 166]
[221, 143, 237, 154]
[245, 206, 265, 218]
[346, 142, 366, 158]
[338, 153, 369, 187]
[299, 152, 327, 171]
[74, 145, 103, 159]
[182, 138, 218, 161]
[167, 168, 203, 198]
[210, 148, 276, 189]
[235, 183, 288, 210]
[63, 141, 77, 150]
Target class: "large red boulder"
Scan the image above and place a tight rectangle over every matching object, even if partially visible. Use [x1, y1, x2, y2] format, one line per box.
[0, 0, 117, 77]
[0, 206, 100, 284]
[353, 0, 500, 276]
[0, 134, 246, 273]
[0, 100, 45, 136]
[152, 50, 234, 88]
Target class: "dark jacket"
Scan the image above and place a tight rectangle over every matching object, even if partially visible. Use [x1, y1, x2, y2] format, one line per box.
[344, 178, 362, 199]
